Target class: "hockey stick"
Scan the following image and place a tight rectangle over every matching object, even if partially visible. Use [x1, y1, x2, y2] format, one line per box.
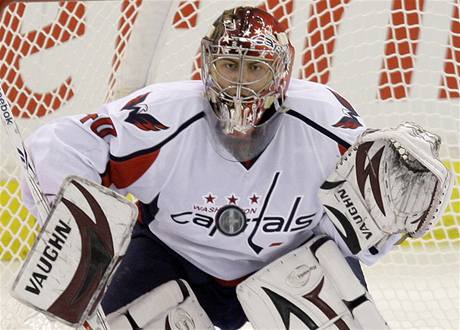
[0, 86, 50, 221]
[0, 85, 111, 329]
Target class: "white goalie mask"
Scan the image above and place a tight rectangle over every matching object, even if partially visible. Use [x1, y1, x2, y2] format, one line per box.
[201, 7, 294, 161]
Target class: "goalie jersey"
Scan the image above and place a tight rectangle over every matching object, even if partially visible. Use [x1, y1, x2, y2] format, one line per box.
[22, 79, 391, 280]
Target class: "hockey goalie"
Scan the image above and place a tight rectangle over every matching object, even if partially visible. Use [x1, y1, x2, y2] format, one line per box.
[16, 6, 453, 330]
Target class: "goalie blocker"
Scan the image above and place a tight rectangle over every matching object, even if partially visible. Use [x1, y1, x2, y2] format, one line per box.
[237, 235, 388, 329]
[319, 122, 454, 257]
[11, 176, 137, 327]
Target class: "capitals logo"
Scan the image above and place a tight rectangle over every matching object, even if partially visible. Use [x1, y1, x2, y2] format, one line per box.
[328, 88, 362, 129]
[170, 172, 316, 255]
[121, 92, 169, 132]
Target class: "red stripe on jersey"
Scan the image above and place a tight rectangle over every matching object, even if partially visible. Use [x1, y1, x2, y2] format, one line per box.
[338, 144, 348, 155]
[213, 275, 249, 287]
[136, 201, 144, 224]
[101, 172, 111, 187]
[102, 149, 160, 189]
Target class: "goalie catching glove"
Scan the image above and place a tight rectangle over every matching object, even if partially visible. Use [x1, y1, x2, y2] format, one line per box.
[319, 122, 454, 256]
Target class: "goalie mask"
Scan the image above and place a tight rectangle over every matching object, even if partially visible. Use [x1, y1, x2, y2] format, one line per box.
[201, 7, 294, 161]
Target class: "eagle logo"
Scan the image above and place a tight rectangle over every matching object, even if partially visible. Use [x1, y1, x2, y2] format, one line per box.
[333, 107, 362, 129]
[327, 88, 362, 129]
[121, 92, 169, 132]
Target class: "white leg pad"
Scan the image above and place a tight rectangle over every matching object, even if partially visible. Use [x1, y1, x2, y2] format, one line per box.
[314, 238, 366, 301]
[237, 236, 388, 329]
[315, 238, 388, 329]
[144, 295, 214, 330]
[107, 279, 213, 330]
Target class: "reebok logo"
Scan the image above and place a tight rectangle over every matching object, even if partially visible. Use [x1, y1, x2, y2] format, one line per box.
[0, 92, 14, 125]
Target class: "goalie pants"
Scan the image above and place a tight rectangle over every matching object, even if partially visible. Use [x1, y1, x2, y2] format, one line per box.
[101, 222, 367, 330]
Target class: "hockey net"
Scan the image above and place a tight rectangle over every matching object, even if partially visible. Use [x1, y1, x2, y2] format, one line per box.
[0, 0, 458, 329]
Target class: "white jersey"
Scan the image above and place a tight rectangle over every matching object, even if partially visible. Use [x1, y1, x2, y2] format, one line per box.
[23, 79, 390, 280]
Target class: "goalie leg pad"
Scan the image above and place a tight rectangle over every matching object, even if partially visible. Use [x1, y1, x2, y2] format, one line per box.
[237, 235, 388, 329]
[313, 237, 387, 329]
[107, 279, 214, 330]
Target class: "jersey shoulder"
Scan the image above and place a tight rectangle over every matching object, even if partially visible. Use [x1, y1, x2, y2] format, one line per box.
[106, 80, 207, 121]
[106, 80, 207, 137]
[284, 78, 366, 145]
[92, 80, 208, 156]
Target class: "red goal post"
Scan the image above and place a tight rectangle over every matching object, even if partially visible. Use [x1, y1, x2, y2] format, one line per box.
[0, 1, 458, 329]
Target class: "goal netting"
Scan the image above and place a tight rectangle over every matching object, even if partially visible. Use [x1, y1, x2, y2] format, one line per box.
[0, 1, 458, 329]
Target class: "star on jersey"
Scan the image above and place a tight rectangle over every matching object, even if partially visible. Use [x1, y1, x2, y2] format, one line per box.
[249, 194, 259, 204]
[204, 193, 216, 204]
[122, 92, 169, 132]
[227, 195, 238, 204]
